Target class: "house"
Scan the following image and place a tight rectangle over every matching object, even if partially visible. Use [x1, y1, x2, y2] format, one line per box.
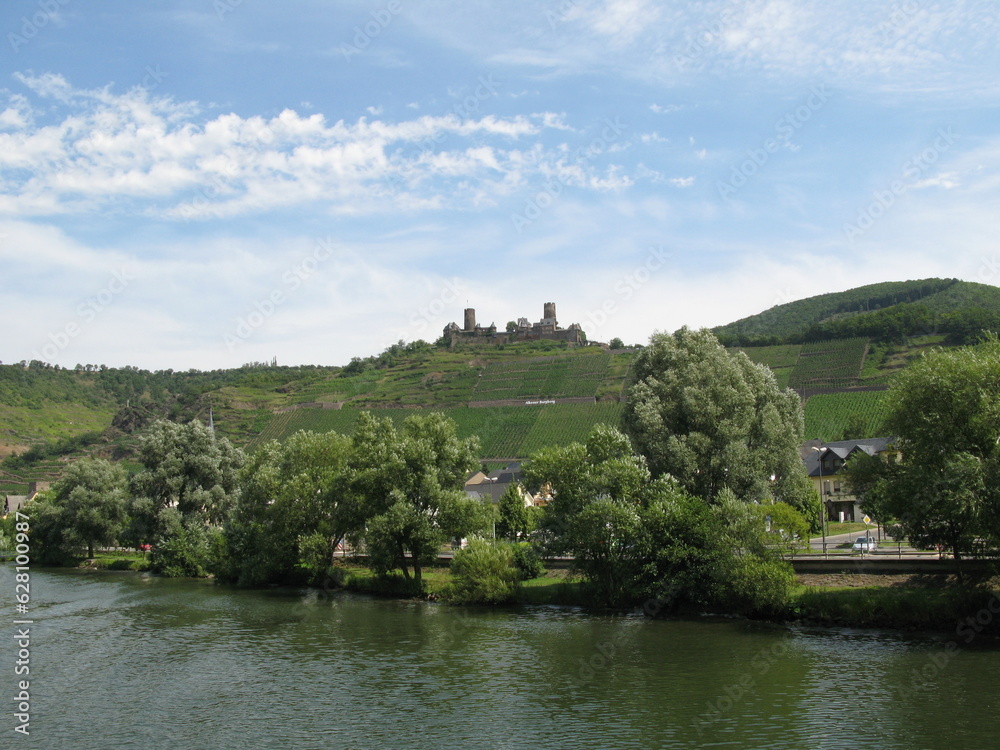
[3, 482, 51, 517]
[464, 462, 540, 506]
[802, 437, 897, 522]
[3, 495, 27, 516]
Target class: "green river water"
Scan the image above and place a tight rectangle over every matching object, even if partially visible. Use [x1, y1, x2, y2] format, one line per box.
[1, 567, 998, 750]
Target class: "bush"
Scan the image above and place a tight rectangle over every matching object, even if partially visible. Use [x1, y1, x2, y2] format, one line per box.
[444, 538, 520, 604]
[713, 556, 795, 618]
[511, 542, 544, 580]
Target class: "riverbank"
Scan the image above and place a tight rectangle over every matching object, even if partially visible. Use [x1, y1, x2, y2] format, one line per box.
[337, 562, 1000, 634]
[39, 554, 1000, 634]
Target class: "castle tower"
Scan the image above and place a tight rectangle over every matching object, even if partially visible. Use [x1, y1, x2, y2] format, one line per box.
[542, 302, 557, 326]
[464, 308, 477, 331]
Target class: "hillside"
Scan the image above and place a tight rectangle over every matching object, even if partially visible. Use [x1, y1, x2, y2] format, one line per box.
[0, 340, 634, 491]
[713, 278, 1000, 345]
[5, 277, 1000, 490]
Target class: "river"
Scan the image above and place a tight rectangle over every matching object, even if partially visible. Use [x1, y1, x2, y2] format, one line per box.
[1, 567, 997, 749]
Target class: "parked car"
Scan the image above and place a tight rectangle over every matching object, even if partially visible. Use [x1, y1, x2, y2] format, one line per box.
[852, 536, 877, 553]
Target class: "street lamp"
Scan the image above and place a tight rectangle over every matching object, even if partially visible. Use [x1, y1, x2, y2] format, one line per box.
[811, 446, 827, 555]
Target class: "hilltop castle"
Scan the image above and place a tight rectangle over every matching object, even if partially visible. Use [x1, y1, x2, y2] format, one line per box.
[443, 302, 585, 344]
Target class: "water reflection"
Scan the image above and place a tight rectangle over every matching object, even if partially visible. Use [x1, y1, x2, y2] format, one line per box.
[1, 567, 997, 750]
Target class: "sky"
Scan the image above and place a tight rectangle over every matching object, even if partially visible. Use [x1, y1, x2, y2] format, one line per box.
[1, 0, 999, 370]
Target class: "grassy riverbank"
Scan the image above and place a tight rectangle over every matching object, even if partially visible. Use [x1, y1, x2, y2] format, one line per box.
[53, 555, 999, 633]
[336, 562, 1000, 631]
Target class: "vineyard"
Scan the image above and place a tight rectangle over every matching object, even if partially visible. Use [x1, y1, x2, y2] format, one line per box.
[473, 355, 611, 400]
[737, 338, 871, 391]
[788, 338, 869, 389]
[248, 402, 625, 459]
[803, 391, 890, 442]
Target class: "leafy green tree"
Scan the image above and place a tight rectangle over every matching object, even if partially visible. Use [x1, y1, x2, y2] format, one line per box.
[524, 424, 652, 606]
[623, 327, 816, 518]
[130, 419, 245, 576]
[32, 458, 128, 560]
[848, 337, 1000, 563]
[222, 430, 352, 586]
[609, 337, 625, 349]
[758, 501, 811, 555]
[346, 412, 490, 585]
[496, 483, 536, 541]
[639, 487, 794, 617]
[132, 419, 245, 523]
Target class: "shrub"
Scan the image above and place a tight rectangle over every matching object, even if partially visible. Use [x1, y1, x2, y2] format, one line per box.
[511, 542, 544, 580]
[444, 538, 520, 604]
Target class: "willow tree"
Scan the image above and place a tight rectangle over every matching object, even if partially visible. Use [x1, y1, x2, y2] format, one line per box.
[623, 327, 815, 519]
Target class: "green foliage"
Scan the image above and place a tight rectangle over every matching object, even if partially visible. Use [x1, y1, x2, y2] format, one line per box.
[496, 483, 535, 541]
[250, 403, 625, 459]
[848, 337, 1000, 562]
[444, 538, 521, 604]
[758, 502, 811, 555]
[148, 507, 221, 578]
[346, 412, 488, 583]
[26, 458, 128, 561]
[624, 328, 815, 516]
[511, 542, 544, 580]
[222, 430, 351, 586]
[713, 278, 1000, 345]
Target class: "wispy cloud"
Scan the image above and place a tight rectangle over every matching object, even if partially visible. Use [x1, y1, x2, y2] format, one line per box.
[0, 74, 626, 220]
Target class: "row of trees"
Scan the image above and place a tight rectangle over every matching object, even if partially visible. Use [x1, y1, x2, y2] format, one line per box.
[18, 328, 820, 614]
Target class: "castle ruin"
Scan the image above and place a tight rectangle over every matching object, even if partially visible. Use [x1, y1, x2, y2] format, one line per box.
[443, 302, 584, 344]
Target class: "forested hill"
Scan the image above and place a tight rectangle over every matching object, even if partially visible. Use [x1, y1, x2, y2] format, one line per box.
[713, 278, 1000, 346]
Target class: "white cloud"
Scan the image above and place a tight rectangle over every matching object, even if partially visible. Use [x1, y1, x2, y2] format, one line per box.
[0, 75, 627, 221]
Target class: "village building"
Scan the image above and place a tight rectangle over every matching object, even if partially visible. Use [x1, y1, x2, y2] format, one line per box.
[801, 437, 897, 522]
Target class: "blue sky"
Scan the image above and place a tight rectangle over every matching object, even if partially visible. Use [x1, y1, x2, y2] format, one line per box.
[2, 0, 999, 370]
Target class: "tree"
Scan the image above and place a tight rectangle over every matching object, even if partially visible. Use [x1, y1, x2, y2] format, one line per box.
[346, 412, 491, 585]
[35, 458, 128, 559]
[131, 419, 246, 576]
[223, 430, 352, 586]
[132, 419, 245, 523]
[848, 337, 1000, 563]
[445, 538, 521, 604]
[623, 327, 815, 518]
[523, 424, 652, 606]
[496, 484, 536, 541]
[608, 337, 625, 349]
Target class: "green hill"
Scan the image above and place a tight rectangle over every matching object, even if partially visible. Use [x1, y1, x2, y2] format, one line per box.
[0, 341, 634, 489]
[714, 278, 1000, 345]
